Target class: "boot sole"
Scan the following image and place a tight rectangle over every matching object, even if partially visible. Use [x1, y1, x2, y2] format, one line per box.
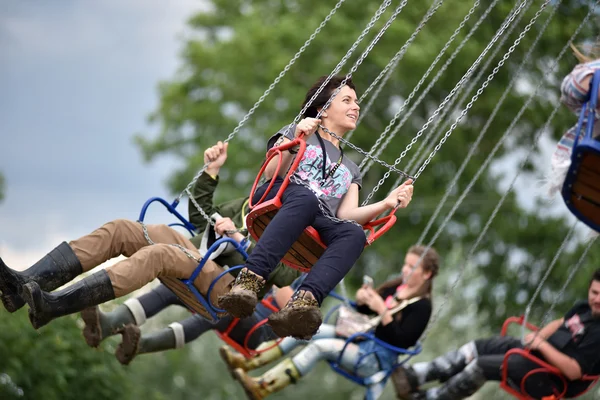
[21, 282, 49, 330]
[268, 308, 322, 340]
[0, 259, 25, 312]
[218, 292, 257, 319]
[233, 368, 262, 400]
[115, 324, 141, 366]
[81, 307, 103, 348]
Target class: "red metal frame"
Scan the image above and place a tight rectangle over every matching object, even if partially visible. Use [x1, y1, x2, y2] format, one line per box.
[246, 136, 399, 271]
[499, 316, 599, 399]
[215, 296, 284, 359]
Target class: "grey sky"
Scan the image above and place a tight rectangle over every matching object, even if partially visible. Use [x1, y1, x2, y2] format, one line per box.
[0, 1, 207, 265]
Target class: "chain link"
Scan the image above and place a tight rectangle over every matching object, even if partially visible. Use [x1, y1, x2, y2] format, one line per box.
[347, 0, 448, 141]
[362, 0, 534, 205]
[359, 0, 492, 173]
[418, 2, 597, 342]
[416, 0, 559, 245]
[175, 0, 349, 224]
[138, 220, 201, 263]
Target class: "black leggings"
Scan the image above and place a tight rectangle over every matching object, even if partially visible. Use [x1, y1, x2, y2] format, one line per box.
[475, 336, 567, 397]
[246, 178, 366, 304]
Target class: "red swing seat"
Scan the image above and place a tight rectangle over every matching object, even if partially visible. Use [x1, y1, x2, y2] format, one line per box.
[246, 137, 398, 272]
[215, 294, 284, 358]
[499, 316, 599, 400]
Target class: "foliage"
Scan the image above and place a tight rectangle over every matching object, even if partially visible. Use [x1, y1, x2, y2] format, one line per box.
[137, 0, 600, 328]
[0, 308, 130, 400]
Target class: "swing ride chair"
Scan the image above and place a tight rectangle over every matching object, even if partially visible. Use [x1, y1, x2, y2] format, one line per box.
[246, 137, 399, 273]
[215, 294, 285, 359]
[562, 69, 600, 233]
[499, 316, 599, 400]
[323, 294, 422, 387]
[138, 197, 248, 322]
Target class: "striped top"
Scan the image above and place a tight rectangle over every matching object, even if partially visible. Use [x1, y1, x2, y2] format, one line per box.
[547, 60, 600, 197]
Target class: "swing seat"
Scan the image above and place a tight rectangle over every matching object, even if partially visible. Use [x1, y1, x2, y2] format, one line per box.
[216, 294, 284, 359]
[139, 197, 249, 321]
[499, 316, 599, 400]
[562, 70, 600, 233]
[247, 137, 398, 272]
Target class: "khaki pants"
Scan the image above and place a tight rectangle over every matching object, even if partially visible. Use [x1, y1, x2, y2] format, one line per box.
[69, 219, 232, 299]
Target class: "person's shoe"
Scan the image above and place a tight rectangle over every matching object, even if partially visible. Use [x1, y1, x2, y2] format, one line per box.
[218, 268, 265, 318]
[22, 270, 115, 329]
[115, 324, 142, 366]
[219, 342, 283, 378]
[0, 242, 82, 312]
[81, 303, 136, 348]
[233, 358, 300, 400]
[391, 365, 421, 399]
[267, 290, 321, 340]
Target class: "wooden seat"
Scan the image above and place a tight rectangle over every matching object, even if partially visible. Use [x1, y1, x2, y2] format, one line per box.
[499, 316, 599, 399]
[138, 197, 248, 321]
[562, 69, 600, 232]
[247, 137, 398, 272]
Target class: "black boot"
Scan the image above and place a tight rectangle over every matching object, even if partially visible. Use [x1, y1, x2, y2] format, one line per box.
[22, 270, 115, 330]
[424, 361, 487, 400]
[0, 242, 83, 312]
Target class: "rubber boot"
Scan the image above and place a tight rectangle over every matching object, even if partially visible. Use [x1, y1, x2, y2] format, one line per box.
[219, 341, 283, 377]
[81, 303, 136, 348]
[234, 358, 300, 400]
[423, 361, 487, 400]
[218, 268, 265, 318]
[22, 270, 115, 329]
[116, 321, 185, 365]
[268, 290, 321, 340]
[0, 242, 82, 312]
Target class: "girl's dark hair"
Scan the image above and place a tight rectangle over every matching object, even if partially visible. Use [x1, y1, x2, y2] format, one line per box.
[375, 245, 441, 296]
[301, 75, 358, 118]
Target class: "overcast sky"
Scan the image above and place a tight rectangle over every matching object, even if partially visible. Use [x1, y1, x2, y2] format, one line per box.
[0, 1, 586, 272]
[0, 1, 209, 267]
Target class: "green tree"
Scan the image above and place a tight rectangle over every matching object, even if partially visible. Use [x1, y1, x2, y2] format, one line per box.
[0, 308, 131, 400]
[137, 0, 599, 329]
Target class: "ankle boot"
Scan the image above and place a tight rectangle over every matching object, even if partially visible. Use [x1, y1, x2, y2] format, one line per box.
[22, 270, 115, 330]
[219, 341, 283, 377]
[81, 303, 136, 348]
[218, 268, 265, 318]
[424, 361, 486, 400]
[0, 242, 82, 312]
[234, 358, 300, 400]
[114, 324, 142, 365]
[268, 290, 321, 340]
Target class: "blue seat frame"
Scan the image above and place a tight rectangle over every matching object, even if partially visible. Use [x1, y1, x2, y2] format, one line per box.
[323, 294, 422, 388]
[139, 196, 248, 321]
[562, 69, 600, 232]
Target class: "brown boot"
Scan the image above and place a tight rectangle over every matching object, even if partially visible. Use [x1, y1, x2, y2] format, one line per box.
[115, 324, 141, 366]
[219, 341, 283, 377]
[267, 290, 321, 340]
[218, 268, 265, 318]
[233, 358, 300, 400]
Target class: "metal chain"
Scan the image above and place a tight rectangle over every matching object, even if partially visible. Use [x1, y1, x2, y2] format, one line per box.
[416, 0, 560, 245]
[362, 0, 533, 205]
[418, 2, 597, 342]
[175, 0, 349, 223]
[347, 0, 448, 141]
[413, 0, 552, 180]
[392, 0, 532, 190]
[319, 125, 412, 179]
[137, 220, 201, 263]
[520, 221, 579, 343]
[359, 0, 498, 174]
[278, 0, 394, 142]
